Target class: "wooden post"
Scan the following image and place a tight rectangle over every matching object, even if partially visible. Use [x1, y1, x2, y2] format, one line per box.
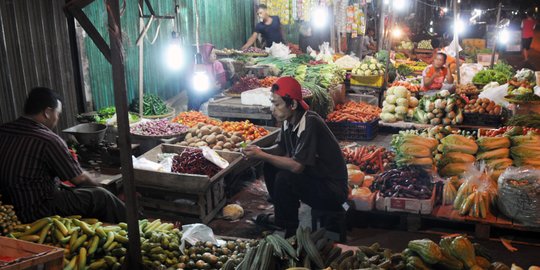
[138, 0, 145, 118]
[490, 2, 502, 69]
[378, 0, 386, 51]
[453, 0, 460, 84]
[106, 0, 142, 269]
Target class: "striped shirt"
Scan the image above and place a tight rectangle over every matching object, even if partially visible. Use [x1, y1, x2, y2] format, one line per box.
[0, 117, 83, 222]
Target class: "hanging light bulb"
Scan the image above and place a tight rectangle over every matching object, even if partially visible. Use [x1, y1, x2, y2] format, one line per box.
[165, 32, 185, 70]
[394, 0, 408, 11]
[192, 71, 210, 93]
[312, 6, 329, 29]
[499, 29, 510, 44]
[391, 27, 403, 39]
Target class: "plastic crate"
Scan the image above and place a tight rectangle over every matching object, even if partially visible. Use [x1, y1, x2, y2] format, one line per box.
[462, 113, 504, 127]
[327, 119, 379, 141]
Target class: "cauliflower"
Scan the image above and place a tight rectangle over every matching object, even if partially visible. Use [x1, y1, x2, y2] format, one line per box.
[393, 86, 408, 98]
[369, 64, 377, 70]
[364, 70, 372, 76]
[360, 64, 369, 70]
[370, 58, 378, 65]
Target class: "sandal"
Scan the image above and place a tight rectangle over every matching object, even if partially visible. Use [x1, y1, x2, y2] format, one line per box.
[253, 213, 282, 230]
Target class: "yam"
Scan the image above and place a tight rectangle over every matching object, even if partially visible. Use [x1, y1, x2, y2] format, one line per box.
[195, 141, 208, 147]
[234, 132, 243, 137]
[185, 133, 192, 140]
[213, 145, 223, 150]
[231, 135, 242, 143]
[202, 135, 208, 141]
[223, 142, 232, 149]
[216, 134, 226, 142]
[216, 141, 224, 147]
[206, 134, 217, 144]
[210, 126, 222, 134]
[200, 127, 211, 136]
[178, 141, 189, 146]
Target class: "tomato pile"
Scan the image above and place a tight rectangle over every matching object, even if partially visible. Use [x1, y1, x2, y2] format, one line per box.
[220, 120, 269, 141]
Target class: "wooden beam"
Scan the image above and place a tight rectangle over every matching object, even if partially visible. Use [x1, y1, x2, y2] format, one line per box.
[64, 5, 111, 63]
[106, 0, 142, 268]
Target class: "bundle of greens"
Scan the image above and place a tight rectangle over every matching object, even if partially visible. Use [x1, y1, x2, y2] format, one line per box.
[472, 70, 509, 85]
[130, 94, 169, 116]
[300, 81, 333, 118]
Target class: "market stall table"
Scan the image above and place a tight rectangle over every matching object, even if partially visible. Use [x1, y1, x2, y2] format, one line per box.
[208, 96, 273, 125]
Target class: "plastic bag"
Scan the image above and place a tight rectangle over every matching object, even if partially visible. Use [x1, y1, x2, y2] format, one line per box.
[453, 162, 497, 218]
[201, 146, 229, 169]
[180, 223, 219, 254]
[459, 63, 484, 85]
[479, 83, 509, 107]
[497, 167, 540, 227]
[265, 42, 294, 60]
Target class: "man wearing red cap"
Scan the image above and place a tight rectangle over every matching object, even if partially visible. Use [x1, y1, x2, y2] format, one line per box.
[243, 77, 348, 237]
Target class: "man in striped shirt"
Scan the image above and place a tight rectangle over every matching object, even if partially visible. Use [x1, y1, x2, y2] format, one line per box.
[0, 87, 126, 223]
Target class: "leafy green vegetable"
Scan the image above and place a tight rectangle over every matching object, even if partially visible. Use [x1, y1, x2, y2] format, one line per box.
[506, 114, 540, 129]
[493, 61, 514, 79]
[300, 81, 333, 119]
[397, 65, 414, 77]
[472, 70, 508, 85]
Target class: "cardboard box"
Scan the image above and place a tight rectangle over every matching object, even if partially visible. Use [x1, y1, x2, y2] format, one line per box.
[0, 236, 64, 270]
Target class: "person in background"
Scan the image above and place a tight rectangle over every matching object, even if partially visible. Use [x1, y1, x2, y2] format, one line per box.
[241, 4, 284, 50]
[361, 28, 377, 56]
[417, 39, 456, 74]
[243, 77, 348, 237]
[187, 43, 227, 110]
[0, 87, 126, 223]
[521, 12, 536, 61]
[421, 52, 454, 91]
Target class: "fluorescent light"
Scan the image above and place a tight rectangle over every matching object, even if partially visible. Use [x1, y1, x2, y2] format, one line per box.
[165, 43, 184, 70]
[499, 29, 509, 44]
[384, 0, 389, 5]
[453, 19, 465, 35]
[394, 0, 408, 11]
[430, 20, 433, 26]
[312, 6, 329, 29]
[429, 27, 433, 33]
[392, 27, 403, 38]
[192, 71, 211, 92]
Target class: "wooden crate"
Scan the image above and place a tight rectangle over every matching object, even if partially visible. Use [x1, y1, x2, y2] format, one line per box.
[133, 144, 242, 223]
[0, 236, 64, 270]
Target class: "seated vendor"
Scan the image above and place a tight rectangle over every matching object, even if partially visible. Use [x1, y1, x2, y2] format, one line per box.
[0, 87, 126, 223]
[421, 52, 454, 91]
[243, 77, 348, 237]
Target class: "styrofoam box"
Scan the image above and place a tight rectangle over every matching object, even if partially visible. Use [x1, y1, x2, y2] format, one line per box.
[375, 188, 436, 215]
[352, 191, 377, 211]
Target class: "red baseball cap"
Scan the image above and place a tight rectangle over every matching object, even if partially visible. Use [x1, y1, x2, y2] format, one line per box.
[272, 77, 309, 110]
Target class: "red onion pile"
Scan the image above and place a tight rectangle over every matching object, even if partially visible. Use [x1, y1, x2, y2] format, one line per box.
[130, 119, 188, 136]
[230, 76, 261, 93]
[171, 148, 221, 177]
[243, 47, 266, 54]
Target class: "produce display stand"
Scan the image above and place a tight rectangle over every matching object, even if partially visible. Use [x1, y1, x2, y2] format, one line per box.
[414, 48, 433, 56]
[207, 96, 273, 125]
[375, 188, 436, 215]
[133, 144, 242, 224]
[0, 236, 64, 270]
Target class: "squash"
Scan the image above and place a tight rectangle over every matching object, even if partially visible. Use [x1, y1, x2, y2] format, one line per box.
[489, 262, 510, 270]
[476, 256, 491, 269]
[450, 236, 477, 268]
[406, 256, 430, 270]
[348, 169, 365, 186]
[408, 239, 444, 264]
[438, 238, 464, 270]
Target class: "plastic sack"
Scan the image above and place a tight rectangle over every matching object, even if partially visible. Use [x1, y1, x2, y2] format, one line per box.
[453, 162, 497, 218]
[132, 156, 164, 172]
[180, 223, 219, 254]
[460, 63, 484, 85]
[265, 42, 294, 60]
[479, 83, 509, 107]
[497, 167, 540, 227]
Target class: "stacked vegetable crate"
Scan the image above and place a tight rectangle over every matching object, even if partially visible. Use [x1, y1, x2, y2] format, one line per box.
[0, 236, 64, 269]
[133, 144, 242, 224]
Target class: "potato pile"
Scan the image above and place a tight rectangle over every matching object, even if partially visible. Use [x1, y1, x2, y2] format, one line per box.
[177, 123, 245, 151]
[463, 98, 502, 115]
[456, 83, 479, 95]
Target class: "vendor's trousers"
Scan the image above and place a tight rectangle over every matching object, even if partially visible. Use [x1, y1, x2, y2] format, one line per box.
[44, 186, 126, 223]
[263, 164, 345, 234]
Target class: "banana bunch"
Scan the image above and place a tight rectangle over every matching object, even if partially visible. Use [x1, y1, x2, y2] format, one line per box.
[11, 216, 129, 270]
[0, 195, 20, 236]
[139, 219, 183, 269]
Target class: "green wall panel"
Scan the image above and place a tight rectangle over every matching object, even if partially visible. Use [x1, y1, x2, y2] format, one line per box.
[83, 0, 254, 110]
